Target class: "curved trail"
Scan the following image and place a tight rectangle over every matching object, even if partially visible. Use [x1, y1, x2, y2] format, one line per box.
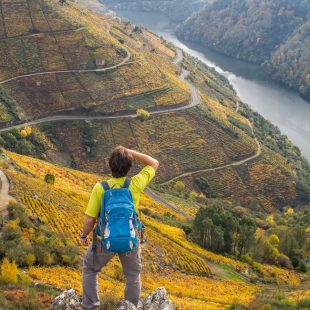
[0, 49, 132, 85]
[0, 29, 261, 214]
[0, 27, 86, 41]
[0, 18, 122, 86]
[144, 188, 187, 216]
[160, 122, 261, 185]
[0, 49, 199, 133]
[0, 170, 12, 218]
[0, 10, 262, 276]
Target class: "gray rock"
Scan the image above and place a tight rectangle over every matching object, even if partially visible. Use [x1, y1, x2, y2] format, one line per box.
[50, 287, 174, 310]
[50, 289, 81, 310]
[115, 300, 137, 310]
[143, 287, 173, 310]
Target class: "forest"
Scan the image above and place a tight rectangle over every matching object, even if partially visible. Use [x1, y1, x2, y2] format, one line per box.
[102, 0, 208, 22]
[191, 201, 309, 273]
[177, 0, 310, 102]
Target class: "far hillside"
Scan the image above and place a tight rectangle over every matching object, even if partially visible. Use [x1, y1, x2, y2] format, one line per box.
[177, 0, 310, 102]
[101, 0, 208, 22]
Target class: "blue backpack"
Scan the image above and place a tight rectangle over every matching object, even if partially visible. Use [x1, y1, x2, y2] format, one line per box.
[96, 178, 138, 253]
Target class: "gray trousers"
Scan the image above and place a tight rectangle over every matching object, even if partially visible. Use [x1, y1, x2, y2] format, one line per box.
[82, 238, 142, 310]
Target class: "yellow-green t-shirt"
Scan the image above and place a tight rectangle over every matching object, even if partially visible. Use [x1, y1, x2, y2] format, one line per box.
[85, 165, 156, 218]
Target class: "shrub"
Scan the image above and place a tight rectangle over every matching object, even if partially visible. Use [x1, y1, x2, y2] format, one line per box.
[252, 262, 264, 275]
[298, 260, 307, 273]
[20, 129, 28, 138]
[174, 181, 185, 194]
[268, 234, 280, 247]
[241, 254, 253, 265]
[277, 254, 292, 269]
[189, 190, 198, 201]
[42, 252, 54, 266]
[44, 173, 55, 185]
[182, 225, 192, 235]
[137, 109, 150, 121]
[0, 258, 18, 284]
[25, 253, 36, 267]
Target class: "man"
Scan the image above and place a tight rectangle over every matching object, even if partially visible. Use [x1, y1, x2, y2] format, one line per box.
[80, 146, 159, 310]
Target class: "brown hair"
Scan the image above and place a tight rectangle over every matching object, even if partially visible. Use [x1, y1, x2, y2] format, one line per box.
[109, 146, 133, 178]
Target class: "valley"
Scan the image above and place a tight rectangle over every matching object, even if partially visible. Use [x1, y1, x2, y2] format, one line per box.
[0, 0, 309, 309]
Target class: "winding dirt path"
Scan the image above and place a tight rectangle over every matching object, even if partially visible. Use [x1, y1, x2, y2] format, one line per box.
[0, 170, 12, 218]
[0, 27, 86, 41]
[0, 49, 199, 133]
[0, 41, 260, 215]
[160, 135, 261, 185]
[144, 188, 187, 216]
[0, 49, 132, 85]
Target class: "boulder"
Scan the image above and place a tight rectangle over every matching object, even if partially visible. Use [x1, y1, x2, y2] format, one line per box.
[50, 289, 81, 310]
[50, 287, 174, 310]
[143, 287, 174, 310]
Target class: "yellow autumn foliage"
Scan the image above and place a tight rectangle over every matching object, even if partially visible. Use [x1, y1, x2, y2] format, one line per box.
[0, 258, 18, 284]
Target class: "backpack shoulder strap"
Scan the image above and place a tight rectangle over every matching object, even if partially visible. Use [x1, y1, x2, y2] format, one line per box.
[122, 178, 131, 189]
[101, 181, 110, 191]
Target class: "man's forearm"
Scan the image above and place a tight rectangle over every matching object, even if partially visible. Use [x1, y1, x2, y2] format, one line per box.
[81, 215, 97, 237]
[129, 149, 159, 170]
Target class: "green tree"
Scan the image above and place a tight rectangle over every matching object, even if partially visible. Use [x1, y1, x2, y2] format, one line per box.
[174, 181, 185, 194]
[189, 190, 199, 201]
[137, 109, 150, 121]
[44, 173, 55, 185]
[25, 253, 36, 267]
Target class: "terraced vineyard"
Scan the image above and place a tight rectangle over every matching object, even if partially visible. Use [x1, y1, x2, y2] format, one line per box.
[2, 151, 304, 309]
[0, 0, 190, 119]
[47, 102, 296, 211]
[0, 1, 308, 308]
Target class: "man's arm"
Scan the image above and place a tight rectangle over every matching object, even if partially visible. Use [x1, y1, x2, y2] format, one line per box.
[127, 148, 159, 171]
[80, 215, 96, 246]
[80, 182, 102, 246]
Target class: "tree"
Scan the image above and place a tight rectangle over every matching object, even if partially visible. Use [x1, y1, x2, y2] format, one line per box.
[0, 258, 18, 284]
[269, 234, 280, 247]
[192, 201, 257, 256]
[45, 173, 55, 185]
[25, 253, 36, 267]
[174, 181, 185, 194]
[20, 129, 28, 138]
[137, 109, 150, 121]
[15, 140, 34, 155]
[42, 252, 54, 265]
[189, 190, 198, 201]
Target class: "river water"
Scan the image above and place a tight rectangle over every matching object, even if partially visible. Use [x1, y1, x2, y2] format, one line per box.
[115, 10, 310, 161]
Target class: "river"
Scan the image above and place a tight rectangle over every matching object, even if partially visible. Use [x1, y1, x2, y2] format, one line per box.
[114, 10, 310, 161]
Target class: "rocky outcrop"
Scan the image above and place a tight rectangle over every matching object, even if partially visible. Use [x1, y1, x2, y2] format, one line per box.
[142, 287, 173, 310]
[50, 289, 81, 310]
[50, 287, 174, 310]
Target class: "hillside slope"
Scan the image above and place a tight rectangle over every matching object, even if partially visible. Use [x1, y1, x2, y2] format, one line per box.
[102, 0, 208, 22]
[0, 0, 189, 121]
[177, 0, 310, 102]
[0, 0, 307, 213]
[1, 151, 307, 309]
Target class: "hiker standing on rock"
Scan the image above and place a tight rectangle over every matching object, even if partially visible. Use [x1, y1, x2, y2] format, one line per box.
[80, 146, 159, 309]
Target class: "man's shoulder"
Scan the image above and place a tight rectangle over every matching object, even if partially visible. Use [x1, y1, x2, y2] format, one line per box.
[131, 166, 156, 190]
[93, 182, 104, 194]
[132, 165, 155, 179]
